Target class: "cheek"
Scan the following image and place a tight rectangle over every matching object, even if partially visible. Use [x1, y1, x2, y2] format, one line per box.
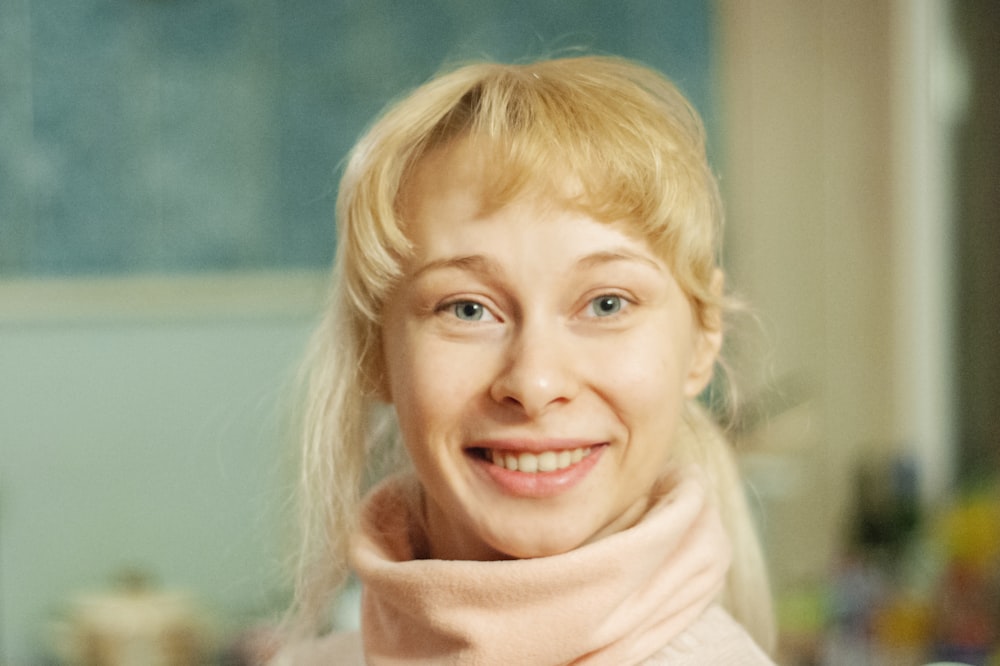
[386, 354, 444, 474]
[385, 334, 485, 441]
[614, 364, 686, 437]
[593, 327, 694, 456]
[600, 327, 692, 402]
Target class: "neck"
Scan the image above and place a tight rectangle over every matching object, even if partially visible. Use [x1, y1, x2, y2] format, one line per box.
[350, 466, 731, 665]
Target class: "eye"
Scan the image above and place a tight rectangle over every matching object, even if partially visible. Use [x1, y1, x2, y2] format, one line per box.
[448, 300, 494, 322]
[589, 294, 624, 317]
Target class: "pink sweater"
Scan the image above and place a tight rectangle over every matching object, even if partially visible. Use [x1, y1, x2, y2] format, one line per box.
[276, 469, 775, 665]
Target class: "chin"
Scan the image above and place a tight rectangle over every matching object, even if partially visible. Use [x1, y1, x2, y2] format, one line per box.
[483, 524, 593, 560]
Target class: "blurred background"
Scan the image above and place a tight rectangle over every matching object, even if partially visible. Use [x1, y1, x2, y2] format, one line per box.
[0, 0, 996, 664]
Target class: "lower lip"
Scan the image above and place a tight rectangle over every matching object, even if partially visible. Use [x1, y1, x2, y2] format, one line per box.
[469, 445, 606, 499]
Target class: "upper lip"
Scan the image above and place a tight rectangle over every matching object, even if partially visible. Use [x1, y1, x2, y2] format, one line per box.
[466, 438, 604, 454]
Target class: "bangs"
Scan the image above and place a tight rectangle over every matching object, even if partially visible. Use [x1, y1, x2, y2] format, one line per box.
[406, 57, 718, 261]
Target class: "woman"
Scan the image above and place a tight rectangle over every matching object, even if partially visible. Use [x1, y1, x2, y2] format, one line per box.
[277, 55, 776, 664]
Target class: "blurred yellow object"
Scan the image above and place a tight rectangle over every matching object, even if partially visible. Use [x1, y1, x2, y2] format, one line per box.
[872, 594, 932, 649]
[52, 572, 211, 666]
[941, 492, 1000, 571]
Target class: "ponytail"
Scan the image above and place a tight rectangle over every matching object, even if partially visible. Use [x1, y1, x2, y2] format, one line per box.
[676, 401, 777, 652]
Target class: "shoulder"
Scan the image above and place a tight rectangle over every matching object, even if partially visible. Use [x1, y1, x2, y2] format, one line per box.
[643, 605, 776, 666]
[269, 630, 364, 666]
[267, 608, 772, 666]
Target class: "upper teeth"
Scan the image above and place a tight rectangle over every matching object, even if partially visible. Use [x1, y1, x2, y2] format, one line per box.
[489, 447, 593, 473]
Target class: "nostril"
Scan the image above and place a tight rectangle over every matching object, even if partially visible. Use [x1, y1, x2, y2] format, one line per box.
[501, 395, 524, 408]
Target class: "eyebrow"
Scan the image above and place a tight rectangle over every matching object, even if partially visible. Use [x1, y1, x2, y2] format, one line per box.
[574, 248, 667, 273]
[410, 247, 665, 281]
[410, 254, 504, 281]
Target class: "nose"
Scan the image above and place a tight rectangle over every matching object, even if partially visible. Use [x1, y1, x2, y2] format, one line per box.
[489, 321, 580, 416]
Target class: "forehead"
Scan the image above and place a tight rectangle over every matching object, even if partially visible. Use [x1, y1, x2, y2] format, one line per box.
[395, 140, 671, 281]
[398, 139, 489, 224]
[399, 137, 610, 237]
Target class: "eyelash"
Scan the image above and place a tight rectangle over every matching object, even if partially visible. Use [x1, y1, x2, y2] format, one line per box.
[436, 292, 634, 323]
[585, 293, 627, 318]
[437, 299, 498, 323]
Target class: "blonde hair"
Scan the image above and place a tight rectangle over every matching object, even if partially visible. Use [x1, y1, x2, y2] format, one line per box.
[290, 55, 775, 651]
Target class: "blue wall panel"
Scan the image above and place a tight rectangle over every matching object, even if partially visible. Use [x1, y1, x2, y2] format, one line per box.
[0, 0, 714, 278]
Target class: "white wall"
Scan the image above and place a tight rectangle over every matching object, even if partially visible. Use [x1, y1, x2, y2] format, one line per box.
[718, 0, 895, 589]
[717, 0, 957, 593]
[0, 273, 323, 663]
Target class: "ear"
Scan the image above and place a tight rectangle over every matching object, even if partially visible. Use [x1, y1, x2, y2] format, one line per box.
[683, 269, 725, 398]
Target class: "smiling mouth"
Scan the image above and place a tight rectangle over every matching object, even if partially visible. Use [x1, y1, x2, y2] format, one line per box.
[472, 446, 597, 474]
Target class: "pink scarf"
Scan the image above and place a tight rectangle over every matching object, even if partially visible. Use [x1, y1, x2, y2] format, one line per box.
[349, 468, 731, 665]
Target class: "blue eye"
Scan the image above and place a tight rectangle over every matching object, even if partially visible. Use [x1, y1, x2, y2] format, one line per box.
[452, 301, 487, 321]
[590, 295, 623, 317]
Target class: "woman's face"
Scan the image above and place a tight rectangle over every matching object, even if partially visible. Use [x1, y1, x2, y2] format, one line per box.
[380, 140, 721, 560]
